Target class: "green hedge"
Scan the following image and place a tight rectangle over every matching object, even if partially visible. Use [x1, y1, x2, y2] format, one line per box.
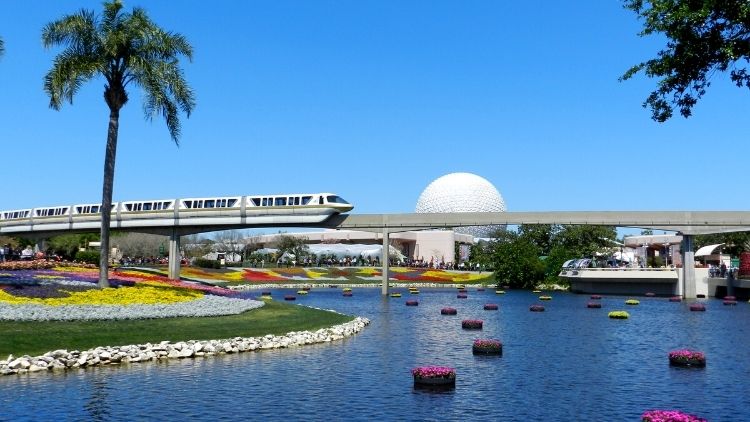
[194, 258, 221, 269]
[74, 250, 100, 265]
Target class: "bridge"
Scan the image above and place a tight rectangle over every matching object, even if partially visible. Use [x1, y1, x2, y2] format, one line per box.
[5, 209, 750, 298]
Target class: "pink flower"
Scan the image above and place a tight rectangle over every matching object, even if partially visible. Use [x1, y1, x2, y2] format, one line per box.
[641, 409, 706, 421]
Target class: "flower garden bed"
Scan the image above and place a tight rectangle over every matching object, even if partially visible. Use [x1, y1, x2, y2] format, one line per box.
[587, 302, 602, 309]
[668, 350, 706, 368]
[461, 319, 483, 330]
[529, 304, 545, 312]
[608, 311, 630, 319]
[689, 303, 706, 312]
[440, 307, 457, 315]
[405, 300, 419, 306]
[483, 303, 498, 310]
[472, 339, 502, 355]
[412, 366, 456, 386]
[641, 409, 706, 422]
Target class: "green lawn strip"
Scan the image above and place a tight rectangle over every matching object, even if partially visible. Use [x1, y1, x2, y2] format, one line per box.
[0, 301, 354, 357]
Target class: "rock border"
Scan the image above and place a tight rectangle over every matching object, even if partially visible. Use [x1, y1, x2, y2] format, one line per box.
[0, 316, 370, 376]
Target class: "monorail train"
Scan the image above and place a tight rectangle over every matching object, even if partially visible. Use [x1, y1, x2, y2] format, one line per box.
[0, 193, 353, 232]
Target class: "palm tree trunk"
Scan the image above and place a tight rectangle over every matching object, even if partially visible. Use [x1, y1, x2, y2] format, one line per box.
[98, 108, 119, 288]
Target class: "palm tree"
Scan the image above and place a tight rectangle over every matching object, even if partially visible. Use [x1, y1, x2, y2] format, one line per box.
[43, 0, 195, 287]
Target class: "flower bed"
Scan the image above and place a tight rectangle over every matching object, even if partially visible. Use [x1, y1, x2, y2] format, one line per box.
[590, 294, 602, 300]
[483, 303, 498, 310]
[472, 339, 502, 355]
[440, 307, 457, 315]
[668, 350, 706, 367]
[669, 296, 682, 302]
[461, 319, 483, 330]
[641, 409, 706, 422]
[587, 302, 602, 309]
[625, 299, 640, 305]
[689, 303, 706, 312]
[529, 304, 545, 312]
[405, 300, 419, 306]
[457, 294, 468, 299]
[411, 366, 456, 386]
[608, 311, 630, 319]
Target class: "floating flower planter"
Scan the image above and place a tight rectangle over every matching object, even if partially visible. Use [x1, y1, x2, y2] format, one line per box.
[645, 292, 656, 297]
[410, 289, 420, 295]
[608, 311, 629, 319]
[587, 302, 602, 309]
[472, 339, 502, 355]
[456, 285, 466, 290]
[412, 366, 456, 387]
[669, 296, 682, 302]
[457, 294, 468, 299]
[261, 291, 272, 296]
[461, 319, 483, 330]
[297, 290, 308, 295]
[723, 299, 737, 306]
[342, 287, 352, 292]
[502, 285, 510, 289]
[342, 292, 353, 297]
[458, 289, 468, 293]
[405, 300, 419, 306]
[329, 285, 338, 288]
[529, 304, 545, 312]
[440, 307, 457, 315]
[483, 303, 498, 310]
[539, 295, 552, 301]
[724, 295, 736, 301]
[302, 287, 311, 291]
[590, 295, 602, 300]
[625, 299, 640, 305]
[477, 288, 485, 292]
[641, 410, 706, 422]
[689, 303, 706, 312]
[260, 295, 273, 300]
[390, 293, 402, 298]
[495, 290, 506, 295]
[284, 295, 296, 301]
[668, 350, 706, 367]
[532, 290, 542, 293]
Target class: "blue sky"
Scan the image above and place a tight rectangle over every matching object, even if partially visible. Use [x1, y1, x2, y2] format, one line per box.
[0, 1, 748, 217]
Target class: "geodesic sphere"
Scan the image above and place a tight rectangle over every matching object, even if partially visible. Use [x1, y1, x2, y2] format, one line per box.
[415, 172, 506, 237]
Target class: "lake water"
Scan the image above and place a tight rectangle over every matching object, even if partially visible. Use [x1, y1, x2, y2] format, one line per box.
[0, 288, 747, 421]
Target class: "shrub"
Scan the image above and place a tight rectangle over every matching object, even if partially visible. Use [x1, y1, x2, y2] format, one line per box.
[74, 250, 100, 265]
[194, 258, 221, 269]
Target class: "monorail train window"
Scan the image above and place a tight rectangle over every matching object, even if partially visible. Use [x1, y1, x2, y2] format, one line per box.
[251, 198, 261, 206]
[302, 196, 312, 205]
[294, 197, 300, 206]
[275, 198, 286, 206]
[326, 195, 348, 204]
[228, 199, 237, 207]
[261, 198, 268, 206]
[217, 199, 226, 208]
[143, 203, 152, 211]
[205, 200, 215, 208]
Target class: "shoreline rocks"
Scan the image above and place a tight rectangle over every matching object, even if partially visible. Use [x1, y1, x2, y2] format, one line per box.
[0, 317, 369, 376]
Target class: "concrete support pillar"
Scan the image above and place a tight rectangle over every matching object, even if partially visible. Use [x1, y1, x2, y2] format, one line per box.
[682, 234, 696, 298]
[168, 229, 181, 280]
[381, 228, 389, 295]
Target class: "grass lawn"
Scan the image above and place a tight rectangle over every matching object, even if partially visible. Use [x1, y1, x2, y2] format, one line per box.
[0, 301, 353, 357]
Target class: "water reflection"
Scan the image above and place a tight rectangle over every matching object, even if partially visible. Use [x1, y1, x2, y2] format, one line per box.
[0, 288, 748, 420]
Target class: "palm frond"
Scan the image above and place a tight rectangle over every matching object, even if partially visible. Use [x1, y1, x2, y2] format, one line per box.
[44, 50, 102, 109]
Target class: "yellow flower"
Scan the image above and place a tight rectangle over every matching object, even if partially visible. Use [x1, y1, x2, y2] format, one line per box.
[0, 284, 203, 306]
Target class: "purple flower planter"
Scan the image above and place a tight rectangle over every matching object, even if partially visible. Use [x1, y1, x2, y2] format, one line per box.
[284, 295, 296, 301]
[689, 303, 706, 312]
[405, 300, 419, 306]
[457, 294, 468, 299]
[461, 319, 483, 330]
[529, 304, 545, 312]
[586, 302, 602, 309]
[440, 307, 457, 315]
[483, 303, 498, 310]
[669, 296, 682, 302]
[590, 295, 602, 300]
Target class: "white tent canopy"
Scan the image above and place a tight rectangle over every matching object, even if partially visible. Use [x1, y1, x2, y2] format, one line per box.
[695, 243, 724, 257]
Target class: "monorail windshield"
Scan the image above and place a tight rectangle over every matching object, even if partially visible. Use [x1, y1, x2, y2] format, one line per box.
[326, 195, 349, 204]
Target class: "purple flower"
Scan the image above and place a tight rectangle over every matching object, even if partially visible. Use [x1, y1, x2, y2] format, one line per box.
[411, 366, 455, 378]
[641, 409, 706, 422]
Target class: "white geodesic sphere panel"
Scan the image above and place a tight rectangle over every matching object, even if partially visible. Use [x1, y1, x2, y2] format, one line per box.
[415, 172, 506, 237]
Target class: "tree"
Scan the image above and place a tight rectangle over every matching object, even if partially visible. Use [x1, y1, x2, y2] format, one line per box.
[48, 233, 100, 259]
[213, 230, 246, 263]
[621, 0, 750, 121]
[490, 231, 545, 289]
[109, 232, 167, 259]
[694, 231, 750, 257]
[274, 234, 310, 266]
[518, 224, 561, 256]
[43, 0, 195, 287]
